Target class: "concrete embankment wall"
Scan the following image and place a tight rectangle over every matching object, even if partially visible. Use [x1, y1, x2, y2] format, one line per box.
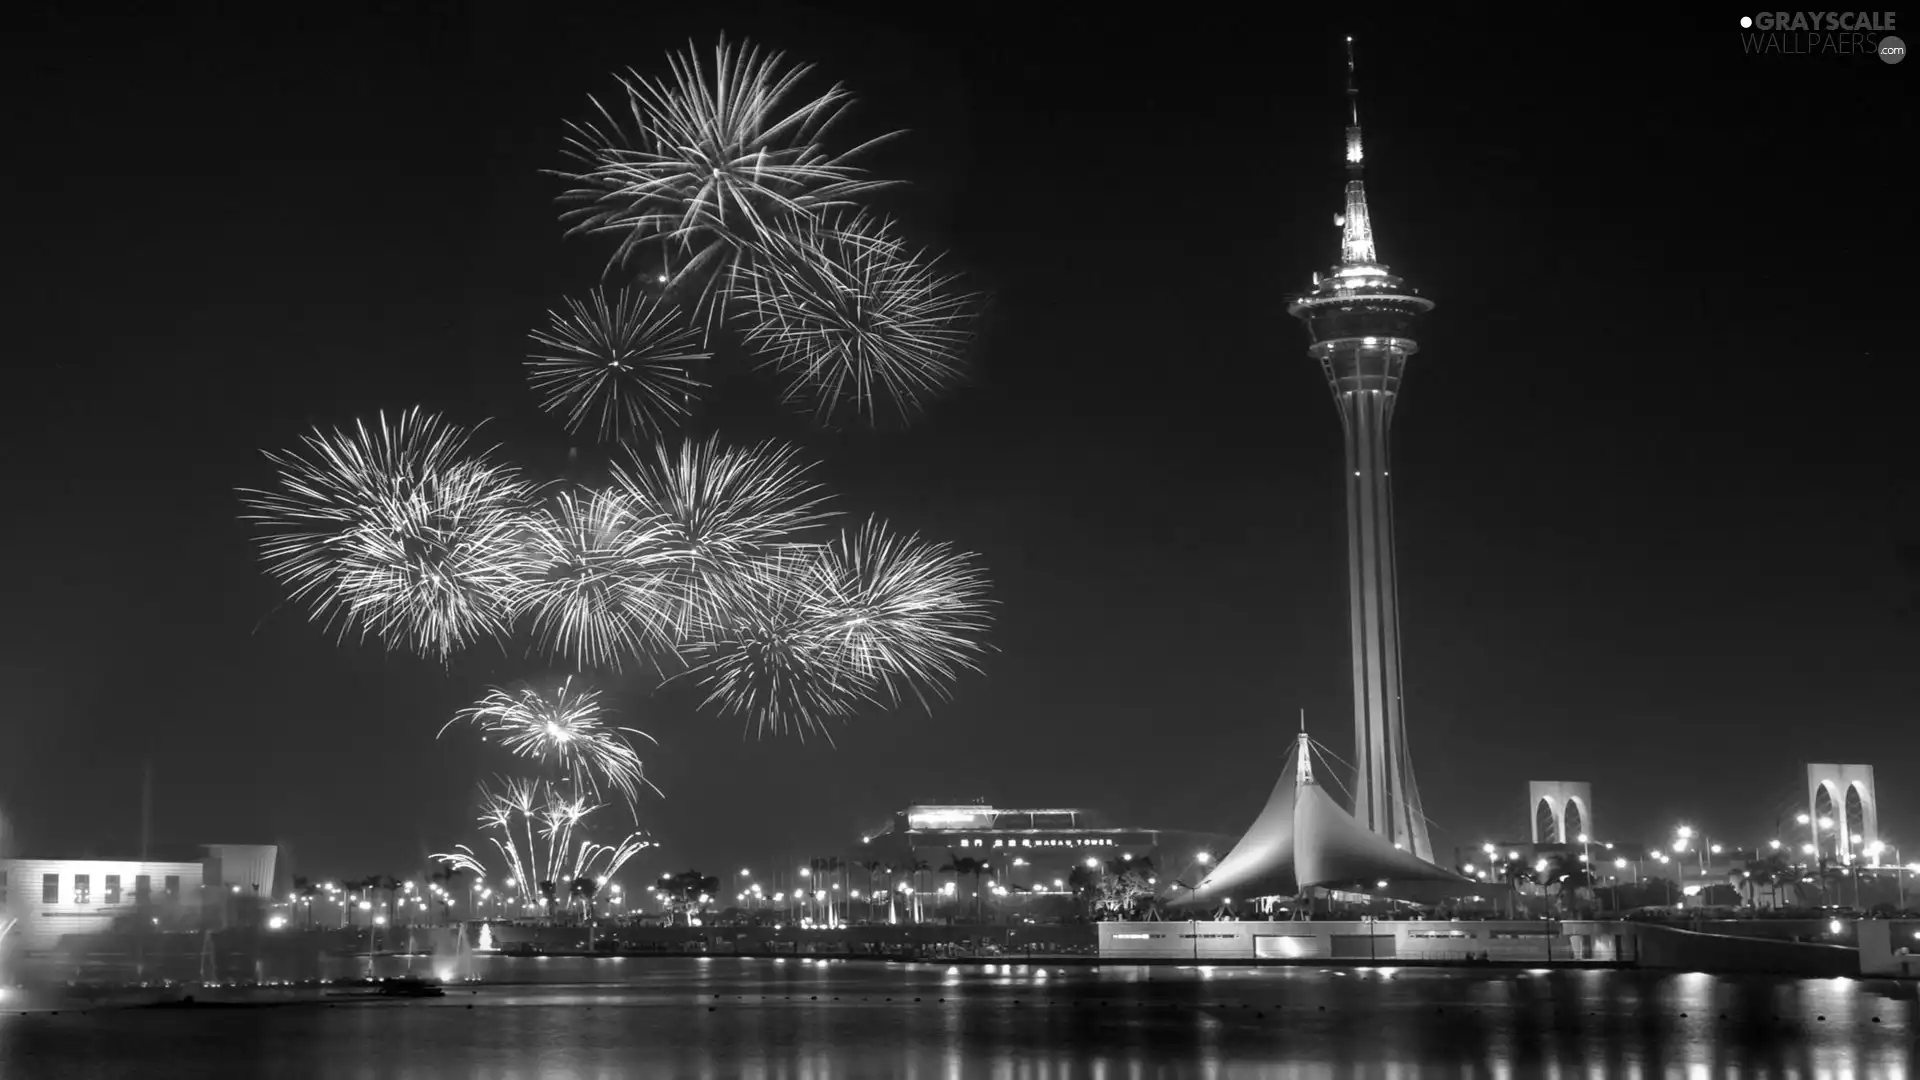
[490, 922, 1097, 954]
[1859, 919, 1920, 977]
[1629, 922, 1859, 977]
[1098, 919, 1871, 977]
[1099, 920, 1629, 964]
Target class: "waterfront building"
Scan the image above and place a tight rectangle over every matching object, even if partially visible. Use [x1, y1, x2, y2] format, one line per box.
[0, 843, 277, 952]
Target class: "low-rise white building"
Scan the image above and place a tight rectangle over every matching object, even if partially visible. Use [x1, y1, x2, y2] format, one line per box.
[0, 844, 277, 953]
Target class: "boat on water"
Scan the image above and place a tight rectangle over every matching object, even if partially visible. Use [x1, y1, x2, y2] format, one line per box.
[326, 977, 447, 999]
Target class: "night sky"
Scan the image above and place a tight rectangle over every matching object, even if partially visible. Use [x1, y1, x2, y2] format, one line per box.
[8, 6, 1915, 883]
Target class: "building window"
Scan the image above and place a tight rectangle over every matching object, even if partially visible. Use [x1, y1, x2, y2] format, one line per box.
[74, 874, 91, 905]
[0, 870, 8, 906]
[43, 874, 59, 904]
[135, 875, 152, 904]
[164, 875, 181, 901]
[106, 875, 122, 904]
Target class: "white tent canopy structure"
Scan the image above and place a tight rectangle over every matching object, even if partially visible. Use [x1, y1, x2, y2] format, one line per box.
[1168, 734, 1468, 908]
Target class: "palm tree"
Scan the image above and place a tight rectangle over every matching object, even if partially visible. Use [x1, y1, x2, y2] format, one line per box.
[292, 876, 319, 930]
[537, 879, 559, 919]
[663, 870, 719, 926]
[341, 876, 370, 926]
[901, 858, 929, 923]
[1067, 864, 1099, 920]
[570, 876, 600, 921]
[374, 875, 402, 927]
[942, 853, 993, 923]
[1540, 856, 1594, 916]
[1501, 858, 1535, 918]
[856, 860, 887, 923]
[1746, 853, 1792, 908]
[880, 863, 900, 923]
[812, 856, 846, 925]
[431, 865, 464, 924]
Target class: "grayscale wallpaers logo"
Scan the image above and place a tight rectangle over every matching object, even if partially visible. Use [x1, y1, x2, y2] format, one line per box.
[1736, 12, 1904, 60]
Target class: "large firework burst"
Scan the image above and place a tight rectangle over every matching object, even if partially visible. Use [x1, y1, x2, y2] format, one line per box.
[441, 679, 658, 809]
[810, 516, 993, 709]
[740, 212, 976, 424]
[556, 36, 897, 317]
[515, 487, 683, 671]
[611, 436, 832, 634]
[239, 408, 538, 660]
[684, 522, 993, 739]
[683, 549, 872, 740]
[527, 287, 710, 442]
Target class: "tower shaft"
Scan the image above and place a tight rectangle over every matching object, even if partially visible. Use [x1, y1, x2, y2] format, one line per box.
[1334, 364, 1427, 860]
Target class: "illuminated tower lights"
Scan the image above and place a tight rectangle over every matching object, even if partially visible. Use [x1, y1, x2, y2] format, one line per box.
[1287, 37, 1437, 862]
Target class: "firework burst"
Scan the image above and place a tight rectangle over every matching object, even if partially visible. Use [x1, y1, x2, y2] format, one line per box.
[684, 549, 873, 741]
[435, 780, 653, 913]
[527, 287, 710, 442]
[557, 36, 898, 317]
[611, 436, 832, 634]
[239, 408, 537, 660]
[441, 679, 658, 809]
[811, 516, 993, 709]
[739, 212, 976, 424]
[516, 487, 683, 671]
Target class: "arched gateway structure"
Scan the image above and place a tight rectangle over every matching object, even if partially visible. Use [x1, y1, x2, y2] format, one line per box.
[1805, 763, 1878, 862]
[1528, 781, 1595, 844]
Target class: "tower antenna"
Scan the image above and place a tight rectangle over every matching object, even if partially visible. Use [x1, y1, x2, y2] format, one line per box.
[1337, 36, 1376, 265]
[1345, 36, 1360, 128]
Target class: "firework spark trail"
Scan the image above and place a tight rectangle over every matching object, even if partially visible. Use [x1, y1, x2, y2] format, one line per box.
[442, 681, 658, 810]
[516, 488, 685, 671]
[739, 212, 977, 425]
[527, 288, 710, 442]
[809, 516, 994, 710]
[556, 36, 899, 322]
[239, 408, 538, 661]
[611, 436, 833, 637]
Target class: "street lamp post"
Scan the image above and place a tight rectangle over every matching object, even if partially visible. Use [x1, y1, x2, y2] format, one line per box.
[1187, 852, 1215, 963]
[1671, 830, 1691, 907]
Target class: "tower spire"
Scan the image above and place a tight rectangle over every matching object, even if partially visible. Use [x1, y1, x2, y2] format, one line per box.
[1339, 36, 1377, 266]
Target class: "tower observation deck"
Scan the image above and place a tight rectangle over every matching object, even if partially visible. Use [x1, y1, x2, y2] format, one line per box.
[1287, 38, 1436, 863]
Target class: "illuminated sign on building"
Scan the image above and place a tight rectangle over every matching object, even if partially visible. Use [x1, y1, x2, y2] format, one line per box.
[947, 837, 1117, 849]
[907, 807, 997, 830]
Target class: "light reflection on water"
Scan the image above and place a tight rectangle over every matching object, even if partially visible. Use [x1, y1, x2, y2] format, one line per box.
[0, 959, 1913, 1078]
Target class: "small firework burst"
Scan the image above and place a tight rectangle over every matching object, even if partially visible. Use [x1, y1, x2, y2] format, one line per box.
[436, 780, 654, 913]
[811, 516, 993, 709]
[527, 287, 710, 442]
[516, 487, 683, 671]
[684, 550, 873, 740]
[611, 436, 832, 633]
[557, 36, 897, 317]
[442, 680, 658, 809]
[239, 408, 537, 660]
[739, 212, 976, 424]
